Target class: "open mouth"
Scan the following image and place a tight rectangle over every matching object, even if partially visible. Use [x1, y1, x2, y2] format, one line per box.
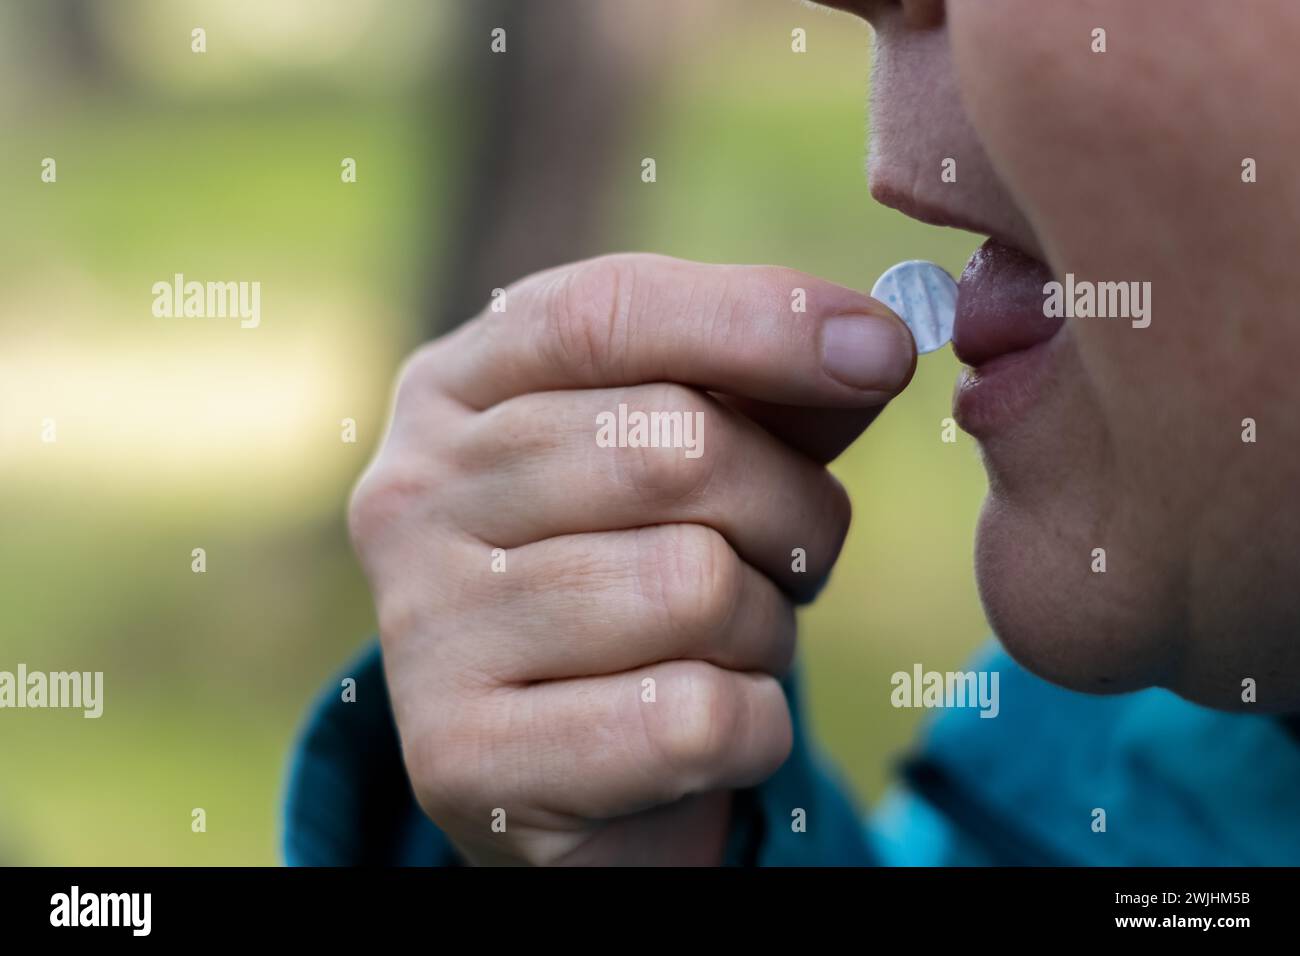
[951, 239, 1065, 436]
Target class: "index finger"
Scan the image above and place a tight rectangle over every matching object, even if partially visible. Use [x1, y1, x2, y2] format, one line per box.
[430, 253, 917, 411]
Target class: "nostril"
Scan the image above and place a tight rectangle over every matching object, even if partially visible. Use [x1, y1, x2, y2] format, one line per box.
[820, 1, 942, 30]
[901, 0, 946, 30]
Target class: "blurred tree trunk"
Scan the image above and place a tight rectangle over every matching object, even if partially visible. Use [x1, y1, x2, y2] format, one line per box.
[46, 0, 113, 88]
[428, 0, 651, 335]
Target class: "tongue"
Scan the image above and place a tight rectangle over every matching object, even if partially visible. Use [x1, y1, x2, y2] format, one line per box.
[953, 240, 1064, 367]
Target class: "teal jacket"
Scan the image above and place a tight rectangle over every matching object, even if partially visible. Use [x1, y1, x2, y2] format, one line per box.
[282, 641, 1300, 865]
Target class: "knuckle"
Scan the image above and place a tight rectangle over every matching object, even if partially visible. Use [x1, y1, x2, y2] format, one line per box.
[349, 343, 456, 548]
[788, 471, 853, 605]
[392, 340, 446, 409]
[462, 394, 552, 471]
[633, 443, 709, 504]
[646, 380, 707, 417]
[750, 678, 795, 771]
[646, 525, 740, 640]
[405, 697, 498, 825]
[372, 590, 421, 648]
[646, 664, 736, 782]
[347, 461, 430, 547]
[619, 385, 716, 504]
[407, 732, 475, 823]
[821, 470, 852, 561]
[822, 471, 854, 555]
[540, 255, 632, 375]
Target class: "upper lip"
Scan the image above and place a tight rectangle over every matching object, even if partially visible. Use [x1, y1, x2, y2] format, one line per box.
[870, 181, 1006, 247]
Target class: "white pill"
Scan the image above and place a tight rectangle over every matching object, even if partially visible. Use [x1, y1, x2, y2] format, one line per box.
[870, 260, 958, 354]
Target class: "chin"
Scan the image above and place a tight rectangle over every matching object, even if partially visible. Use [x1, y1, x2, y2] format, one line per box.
[971, 492, 1180, 700]
[973, 462, 1300, 714]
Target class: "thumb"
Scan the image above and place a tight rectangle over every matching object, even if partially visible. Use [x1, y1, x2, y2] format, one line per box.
[714, 298, 915, 463]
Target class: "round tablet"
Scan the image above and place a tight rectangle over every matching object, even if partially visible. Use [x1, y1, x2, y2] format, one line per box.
[870, 260, 958, 354]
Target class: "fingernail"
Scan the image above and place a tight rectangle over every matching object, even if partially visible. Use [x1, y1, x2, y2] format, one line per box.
[820, 313, 913, 391]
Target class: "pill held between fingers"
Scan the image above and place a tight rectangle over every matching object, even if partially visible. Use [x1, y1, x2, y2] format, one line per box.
[870, 260, 958, 354]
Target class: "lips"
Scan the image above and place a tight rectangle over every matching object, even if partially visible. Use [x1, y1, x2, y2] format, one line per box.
[951, 240, 1065, 436]
[952, 240, 1062, 367]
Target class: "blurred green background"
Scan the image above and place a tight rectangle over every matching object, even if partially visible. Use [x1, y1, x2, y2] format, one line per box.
[0, 0, 988, 864]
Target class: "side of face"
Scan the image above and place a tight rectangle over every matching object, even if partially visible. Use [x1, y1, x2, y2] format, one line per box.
[843, 0, 1300, 709]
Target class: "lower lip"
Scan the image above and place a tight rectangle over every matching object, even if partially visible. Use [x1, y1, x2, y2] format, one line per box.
[952, 337, 1058, 438]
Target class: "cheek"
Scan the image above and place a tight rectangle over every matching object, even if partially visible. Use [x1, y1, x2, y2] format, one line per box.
[947, 0, 1300, 704]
